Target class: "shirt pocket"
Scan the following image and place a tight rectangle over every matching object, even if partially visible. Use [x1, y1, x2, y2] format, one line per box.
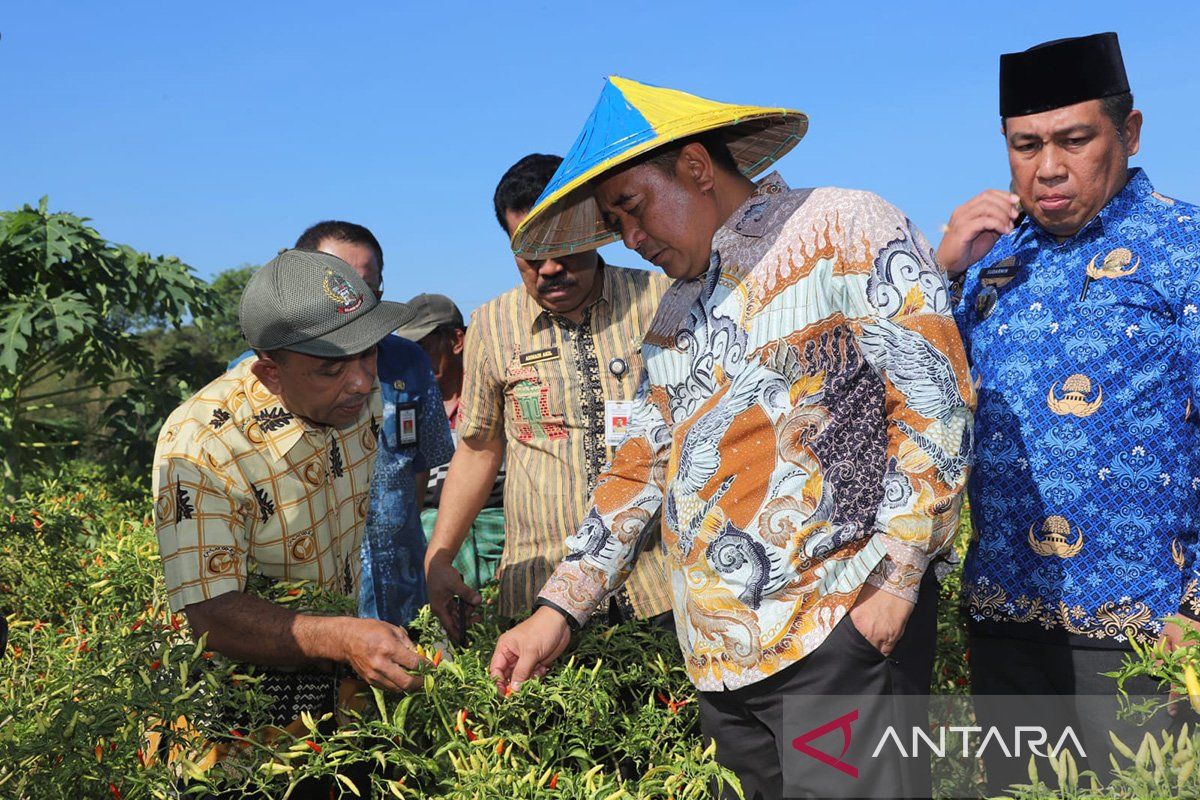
[503, 353, 570, 444]
[1067, 276, 1176, 367]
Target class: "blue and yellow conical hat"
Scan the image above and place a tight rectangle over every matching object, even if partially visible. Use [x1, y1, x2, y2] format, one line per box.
[511, 76, 808, 259]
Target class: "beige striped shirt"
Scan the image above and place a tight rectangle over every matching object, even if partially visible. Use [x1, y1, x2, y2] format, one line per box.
[459, 263, 672, 619]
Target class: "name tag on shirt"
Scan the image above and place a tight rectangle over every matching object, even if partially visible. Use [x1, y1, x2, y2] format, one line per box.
[605, 401, 634, 447]
[519, 347, 560, 366]
[981, 257, 1020, 288]
[397, 402, 418, 446]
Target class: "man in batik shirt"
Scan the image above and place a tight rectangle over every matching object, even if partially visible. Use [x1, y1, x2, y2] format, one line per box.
[939, 32, 1200, 790]
[490, 77, 974, 799]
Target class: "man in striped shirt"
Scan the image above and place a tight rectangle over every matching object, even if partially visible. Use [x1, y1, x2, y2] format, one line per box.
[424, 154, 675, 639]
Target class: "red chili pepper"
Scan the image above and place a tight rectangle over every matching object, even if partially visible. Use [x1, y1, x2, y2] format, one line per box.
[503, 684, 514, 697]
[549, 772, 559, 790]
[202, 651, 213, 660]
[305, 739, 322, 754]
[136, 748, 146, 767]
[95, 743, 104, 761]
[657, 692, 670, 705]
[465, 729, 478, 742]
[149, 659, 161, 671]
[230, 728, 244, 738]
[287, 589, 302, 596]
[170, 616, 181, 632]
[432, 649, 443, 667]
[495, 739, 505, 755]
[76, 640, 89, 653]
[129, 619, 143, 632]
[108, 782, 121, 798]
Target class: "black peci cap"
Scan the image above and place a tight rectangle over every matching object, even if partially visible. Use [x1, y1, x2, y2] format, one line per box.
[1000, 32, 1129, 118]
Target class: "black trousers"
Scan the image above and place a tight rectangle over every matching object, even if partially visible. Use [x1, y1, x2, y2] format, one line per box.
[969, 633, 1181, 795]
[698, 570, 939, 800]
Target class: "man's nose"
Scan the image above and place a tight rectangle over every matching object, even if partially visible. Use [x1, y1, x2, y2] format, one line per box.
[621, 222, 646, 252]
[539, 258, 566, 278]
[1036, 145, 1068, 182]
[348, 356, 375, 393]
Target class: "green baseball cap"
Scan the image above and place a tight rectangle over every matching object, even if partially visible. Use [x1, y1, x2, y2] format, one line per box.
[393, 293, 465, 341]
[239, 249, 417, 357]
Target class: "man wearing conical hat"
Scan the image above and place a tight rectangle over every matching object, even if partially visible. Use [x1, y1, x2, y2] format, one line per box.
[489, 77, 974, 798]
[939, 32, 1200, 791]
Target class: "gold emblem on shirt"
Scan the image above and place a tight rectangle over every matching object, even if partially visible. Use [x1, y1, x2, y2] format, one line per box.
[1028, 515, 1084, 558]
[303, 460, 324, 486]
[155, 487, 173, 523]
[205, 546, 240, 575]
[1086, 247, 1140, 280]
[1173, 538, 1187, 570]
[290, 532, 316, 562]
[1047, 374, 1103, 418]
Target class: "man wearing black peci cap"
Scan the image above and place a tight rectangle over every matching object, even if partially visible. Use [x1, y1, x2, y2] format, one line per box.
[939, 32, 1200, 789]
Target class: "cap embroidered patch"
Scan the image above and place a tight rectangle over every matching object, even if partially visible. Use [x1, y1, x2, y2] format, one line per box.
[323, 270, 364, 314]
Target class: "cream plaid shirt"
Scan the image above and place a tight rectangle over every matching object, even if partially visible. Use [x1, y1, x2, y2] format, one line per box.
[152, 357, 380, 612]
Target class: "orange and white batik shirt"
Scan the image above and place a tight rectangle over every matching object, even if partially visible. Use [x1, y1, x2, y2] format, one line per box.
[152, 357, 380, 613]
[539, 172, 976, 691]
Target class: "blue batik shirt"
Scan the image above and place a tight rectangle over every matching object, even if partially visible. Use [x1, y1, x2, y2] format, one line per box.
[956, 169, 1200, 647]
[361, 335, 455, 627]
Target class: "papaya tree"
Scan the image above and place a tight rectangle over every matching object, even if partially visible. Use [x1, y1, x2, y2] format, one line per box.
[0, 198, 216, 492]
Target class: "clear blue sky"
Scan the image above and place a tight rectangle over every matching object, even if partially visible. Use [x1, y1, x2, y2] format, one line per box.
[4, 2, 1198, 316]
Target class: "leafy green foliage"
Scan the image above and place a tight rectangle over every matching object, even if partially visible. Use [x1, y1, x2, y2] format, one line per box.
[0, 199, 216, 490]
[0, 466, 738, 799]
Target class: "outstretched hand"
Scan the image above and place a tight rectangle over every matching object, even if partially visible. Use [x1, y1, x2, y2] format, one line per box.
[489, 606, 572, 693]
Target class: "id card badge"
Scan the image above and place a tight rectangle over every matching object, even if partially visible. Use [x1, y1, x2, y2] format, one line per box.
[396, 402, 418, 446]
[605, 401, 634, 447]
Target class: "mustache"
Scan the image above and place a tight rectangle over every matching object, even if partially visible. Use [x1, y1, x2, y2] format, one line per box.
[538, 277, 577, 294]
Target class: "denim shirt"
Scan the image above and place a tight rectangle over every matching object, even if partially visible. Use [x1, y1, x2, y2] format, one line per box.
[360, 335, 455, 625]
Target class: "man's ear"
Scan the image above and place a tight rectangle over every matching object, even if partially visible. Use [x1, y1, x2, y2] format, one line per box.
[1123, 109, 1143, 158]
[679, 142, 716, 195]
[451, 328, 466, 357]
[250, 355, 284, 395]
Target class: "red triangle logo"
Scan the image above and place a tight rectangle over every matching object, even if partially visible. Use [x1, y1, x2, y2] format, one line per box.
[791, 708, 859, 778]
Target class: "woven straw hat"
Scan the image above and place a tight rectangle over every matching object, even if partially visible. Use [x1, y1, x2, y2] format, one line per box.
[511, 76, 808, 259]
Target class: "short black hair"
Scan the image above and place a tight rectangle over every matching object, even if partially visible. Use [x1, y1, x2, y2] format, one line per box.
[493, 154, 562, 233]
[639, 132, 741, 178]
[1099, 91, 1135, 142]
[295, 221, 384, 272]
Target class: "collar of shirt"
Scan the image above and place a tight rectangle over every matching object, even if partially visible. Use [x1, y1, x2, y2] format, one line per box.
[523, 256, 613, 333]
[701, 171, 792, 297]
[717, 171, 792, 242]
[1015, 167, 1152, 249]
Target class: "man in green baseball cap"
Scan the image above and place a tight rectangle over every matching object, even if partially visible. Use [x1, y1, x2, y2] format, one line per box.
[152, 250, 427, 787]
